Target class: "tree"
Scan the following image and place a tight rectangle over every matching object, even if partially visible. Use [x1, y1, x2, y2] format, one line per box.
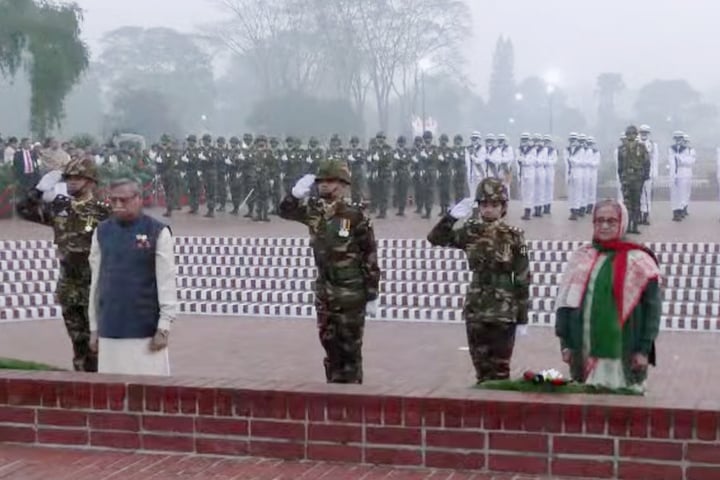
[596, 73, 625, 119]
[105, 88, 182, 141]
[486, 36, 516, 125]
[210, 0, 471, 131]
[97, 27, 215, 135]
[0, 0, 89, 138]
[246, 93, 363, 138]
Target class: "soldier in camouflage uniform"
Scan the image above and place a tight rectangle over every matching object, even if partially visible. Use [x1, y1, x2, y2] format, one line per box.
[452, 134, 467, 202]
[182, 135, 202, 214]
[251, 135, 273, 222]
[155, 134, 181, 218]
[437, 133, 453, 216]
[346, 136, 366, 204]
[372, 132, 393, 219]
[306, 137, 325, 174]
[214, 136, 230, 212]
[427, 177, 531, 384]
[617, 125, 650, 234]
[278, 159, 381, 384]
[411, 136, 424, 213]
[269, 136, 283, 213]
[228, 136, 243, 215]
[392, 136, 412, 216]
[241, 134, 255, 218]
[366, 137, 378, 213]
[16, 157, 112, 372]
[199, 134, 216, 217]
[419, 130, 438, 219]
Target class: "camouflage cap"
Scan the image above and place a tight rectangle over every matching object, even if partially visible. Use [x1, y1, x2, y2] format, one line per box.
[316, 159, 351, 185]
[63, 157, 98, 182]
[229, 136, 240, 145]
[439, 133, 449, 142]
[475, 177, 508, 204]
[217, 136, 226, 144]
[160, 134, 171, 143]
[202, 133, 212, 142]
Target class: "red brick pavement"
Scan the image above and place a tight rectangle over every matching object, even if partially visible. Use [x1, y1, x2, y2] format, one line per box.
[0, 445, 602, 479]
[0, 317, 714, 405]
[2, 200, 718, 241]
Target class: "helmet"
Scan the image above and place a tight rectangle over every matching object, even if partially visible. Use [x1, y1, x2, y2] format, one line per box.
[520, 132, 531, 139]
[397, 135, 406, 145]
[63, 157, 98, 182]
[187, 134, 197, 143]
[422, 130, 433, 139]
[350, 136, 360, 145]
[639, 124, 651, 133]
[202, 134, 212, 143]
[315, 159, 351, 185]
[217, 136, 226, 145]
[160, 134, 171, 144]
[439, 133, 449, 143]
[229, 136, 240, 145]
[453, 134, 463, 143]
[269, 136, 279, 146]
[475, 177, 508, 204]
[255, 134, 267, 144]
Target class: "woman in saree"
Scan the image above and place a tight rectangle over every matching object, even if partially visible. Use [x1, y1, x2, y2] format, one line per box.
[554, 198, 661, 393]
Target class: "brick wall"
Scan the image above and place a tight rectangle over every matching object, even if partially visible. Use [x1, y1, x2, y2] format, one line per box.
[0, 371, 718, 479]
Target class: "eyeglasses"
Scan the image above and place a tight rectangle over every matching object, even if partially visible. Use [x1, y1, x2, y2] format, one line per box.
[108, 194, 139, 205]
[593, 217, 619, 226]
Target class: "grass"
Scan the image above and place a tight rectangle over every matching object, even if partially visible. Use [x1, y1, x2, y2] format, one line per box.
[475, 378, 643, 396]
[0, 357, 66, 371]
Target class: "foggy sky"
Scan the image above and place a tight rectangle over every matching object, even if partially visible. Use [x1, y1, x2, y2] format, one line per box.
[72, 0, 719, 95]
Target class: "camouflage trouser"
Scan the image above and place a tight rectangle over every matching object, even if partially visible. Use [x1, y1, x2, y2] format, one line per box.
[187, 173, 201, 212]
[216, 172, 228, 210]
[453, 175, 467, 203]
[60, 303, 97, 372]
[438, 174, 452, 211]
[621, 178, 643, 220]
[394, 177, 410, 214]
[271, 175, 282, 213]
[350, 173, 365, 204]
[203, 170, 217, 212]
[315, 298, 366, 384]
[229, 173, 243, 209]
[465, 320, 517, 383]
[421, 177, 435, 215]
[413, 176, 423, 212]
[161, 173, 180, 212]
[375, 177, 391, 215]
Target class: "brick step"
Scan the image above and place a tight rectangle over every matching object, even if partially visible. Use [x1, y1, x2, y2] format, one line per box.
[1, 303, 717, 332]
[3, 237, 720, 254]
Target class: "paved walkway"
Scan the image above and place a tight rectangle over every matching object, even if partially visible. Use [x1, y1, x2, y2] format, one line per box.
[2, 200, 719, 242]
[0, 445, 598, 479]
[0, 317, 714, 405]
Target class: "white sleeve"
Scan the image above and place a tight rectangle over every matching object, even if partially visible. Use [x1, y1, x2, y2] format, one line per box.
[155, 227, 178, 331]
[88, 230, 101, 333]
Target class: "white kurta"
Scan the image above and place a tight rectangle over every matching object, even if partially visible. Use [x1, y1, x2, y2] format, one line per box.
[88, 225, 178, 376]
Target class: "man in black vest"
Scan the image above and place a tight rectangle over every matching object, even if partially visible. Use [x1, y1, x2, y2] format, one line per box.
[88, 178, 177, 375]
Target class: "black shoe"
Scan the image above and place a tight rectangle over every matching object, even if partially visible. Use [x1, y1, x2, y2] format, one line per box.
[586, 204, 593, 214]
[543, 204, 551, 214]
[533, 206, 542, 217]
[204, 211, 214, 218]
[569, 209, 578, 221]
[521, 208, 531, 220]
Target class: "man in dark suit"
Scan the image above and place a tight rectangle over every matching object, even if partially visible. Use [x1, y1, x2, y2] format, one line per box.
[13, 137, 40, 195]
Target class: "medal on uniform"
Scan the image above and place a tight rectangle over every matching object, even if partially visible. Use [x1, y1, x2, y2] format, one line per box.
[84, 219, 94, 233]
[338, 218, 350, 238]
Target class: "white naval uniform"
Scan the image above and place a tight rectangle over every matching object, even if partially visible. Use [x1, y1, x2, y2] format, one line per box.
[668, 145, 695, 213]
[564, 145, 584, 211]
[544, 146, 557, 208]
[585, 147, 600, 208]
[465, 144, 485, 196]
[640, 139, 659, 215]
[716, 147, 720, 203]
[499, 144, 514, 196]
[533, 146, 548, 209]
[88, 226, 178, 376]
[516, 145, 536, 209]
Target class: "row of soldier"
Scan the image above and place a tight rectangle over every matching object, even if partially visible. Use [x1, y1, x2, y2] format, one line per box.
[150, 131, 568, 221]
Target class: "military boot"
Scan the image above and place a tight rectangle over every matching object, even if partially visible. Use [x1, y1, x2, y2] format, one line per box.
[639, 212, 649, 225]
[586, 204, 593, 214]
[578, 206, 586, 217]
[217, 203, 225, 212]
[230, 206, 239, 215]
[682, 206, 689, 217]
[672, 209, 683, 222]
[569, 209, 578, 221]
[543, 204, 551, 214]
[521, 208, 532, 220]
[533, 206, 542, 217]
[204, 209, 214, 218]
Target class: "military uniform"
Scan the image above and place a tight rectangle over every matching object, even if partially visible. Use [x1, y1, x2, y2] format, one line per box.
[427, 178, 530, 383]
[199, 134, 217, 217]
[251, 135, 273, 222]
[436, 134, 453, 216]
[155, 134, 181, 217]
[451, 135, 467, 203]
[392, 136, 412, 216]
[346, 136, 366, 204]
[16, 158, 112, 372]
[182, 135, 202, 214]
[617, 126, 650, 234]
[278, 160, 381, 384]
[214, 137, 230, 212]
[227, 136, 243, 214]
